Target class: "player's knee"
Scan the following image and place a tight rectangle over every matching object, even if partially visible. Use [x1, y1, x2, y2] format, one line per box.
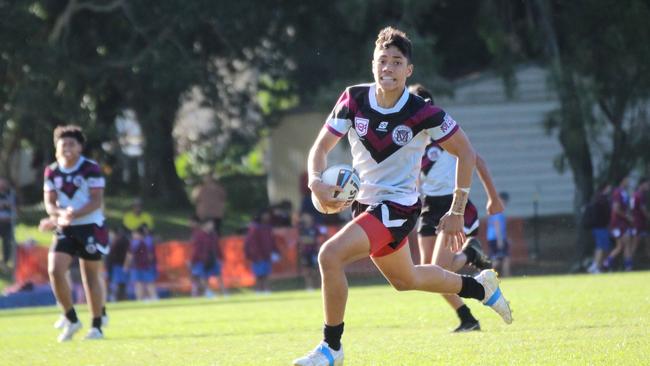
[389, 277, 417, 291]
[318, 242, 341, 270]
[48, 262, 65, 278]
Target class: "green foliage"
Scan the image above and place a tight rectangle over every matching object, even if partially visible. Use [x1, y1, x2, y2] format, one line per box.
[1, 272, 649, 364]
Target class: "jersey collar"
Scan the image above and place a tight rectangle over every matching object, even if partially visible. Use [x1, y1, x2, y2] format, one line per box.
[369, 84, 409, 114]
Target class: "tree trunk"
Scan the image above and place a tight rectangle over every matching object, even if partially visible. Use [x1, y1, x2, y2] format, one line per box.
[607, 125, 630, 184]
[138, 108, 189, 207]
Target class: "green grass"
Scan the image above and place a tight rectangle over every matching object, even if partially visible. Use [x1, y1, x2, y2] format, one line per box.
[1, 272, 649, 365]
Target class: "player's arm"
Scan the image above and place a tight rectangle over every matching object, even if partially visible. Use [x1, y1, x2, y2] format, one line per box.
[438, 128, 476, 250]
[307, 128, 345, 211]
[70, 187, 104, 220]
[476, 153, 504, 215]
[44, 190, 59, 219]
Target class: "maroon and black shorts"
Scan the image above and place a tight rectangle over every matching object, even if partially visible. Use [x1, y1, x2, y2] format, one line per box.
[51, 223, 109, 261]
[417, 194, 479, 237]
[351, 200, 421, 257]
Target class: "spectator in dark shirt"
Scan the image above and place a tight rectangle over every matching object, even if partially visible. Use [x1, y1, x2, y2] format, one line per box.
[105, 226, 130, 301]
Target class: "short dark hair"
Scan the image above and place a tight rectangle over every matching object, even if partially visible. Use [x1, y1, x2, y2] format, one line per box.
[375, 26, 412, 61]
[409, 83, 434, 104]
[53, 125, 86, 146]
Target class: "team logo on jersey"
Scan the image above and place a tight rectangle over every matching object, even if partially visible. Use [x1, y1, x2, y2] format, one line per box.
[54, 176, 63, 189]
[377, 121, 389, 132]
[440, 113, 457, 134]
[73, 175, 84, 187]
[426, 146, 442, 162]
[355, 117, 369, 137]
[392, 125, 413, 146]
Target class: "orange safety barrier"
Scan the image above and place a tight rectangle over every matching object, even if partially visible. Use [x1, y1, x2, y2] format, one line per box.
[15, 222, 528, 293]
[15, 245, 50, 285]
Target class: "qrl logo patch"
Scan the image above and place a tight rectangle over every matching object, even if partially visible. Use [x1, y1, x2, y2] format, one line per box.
[392, 125, 413, 146]
[355, 117, 369, 137]
[440, 113, 457, 134]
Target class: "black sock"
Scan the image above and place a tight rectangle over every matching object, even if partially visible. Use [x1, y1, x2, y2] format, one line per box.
[102, 306, 107, 316]
[323, 322, 344, 351]
[456, 304, 477, 323]
[462, 245, 477, 266]
[65, 308, 78, 323]
[92, 317, 103, 332]
[458, 276, 485, 301]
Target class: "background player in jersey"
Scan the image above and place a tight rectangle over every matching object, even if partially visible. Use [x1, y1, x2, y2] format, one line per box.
[603, 175, 632, 271]
[410, 84, 504, 332]
[293, 27, 512, 366]
[42, 125, 109, 341]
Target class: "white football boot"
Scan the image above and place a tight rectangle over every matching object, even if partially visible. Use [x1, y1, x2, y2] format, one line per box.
[293, 342, 344, 366]
[53, 315, 68, 329]
[84, 327, 104, 340]
[475, 269, 513, 324]
[57, 321, 82, 342]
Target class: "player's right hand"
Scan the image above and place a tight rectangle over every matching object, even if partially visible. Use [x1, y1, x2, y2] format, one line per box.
[311, 180, 347, 213]
[38, 217, 57, 232]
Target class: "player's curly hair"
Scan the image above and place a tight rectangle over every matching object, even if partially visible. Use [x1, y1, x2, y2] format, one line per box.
[53, 125, 86, 145]
[375, 26, 412, 61]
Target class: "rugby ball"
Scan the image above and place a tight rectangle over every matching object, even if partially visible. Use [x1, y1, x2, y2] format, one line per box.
[311, 164, 361, 214]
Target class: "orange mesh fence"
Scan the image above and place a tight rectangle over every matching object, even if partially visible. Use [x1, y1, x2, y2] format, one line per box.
[15, 245, 50, 285]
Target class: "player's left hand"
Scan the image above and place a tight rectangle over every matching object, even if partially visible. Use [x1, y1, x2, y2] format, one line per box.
[486, 197, 504, 215]
[436, 213, 466, 252]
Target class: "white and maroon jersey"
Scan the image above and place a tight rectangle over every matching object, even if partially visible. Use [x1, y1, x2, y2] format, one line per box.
[325, 83, 458, 205]
[419, 141, 456, 196]
[43, 156, 105, 226]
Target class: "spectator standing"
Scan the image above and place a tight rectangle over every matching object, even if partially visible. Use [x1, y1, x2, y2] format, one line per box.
[244, 208, 279, 294]
[122, 199, 154, 232]
[105, 226, 130, 301]
[0, 177, 17, 270]
[192, 174, 226, 235]
[603, 175, 632, 270]
[189, 218, 225, 297]
[124, 225, 158, 301]
[586, 184, 613, 274]
[487, 192, 511, 277]
[630, 177, 649, 269]
[297, 213, 321, 291]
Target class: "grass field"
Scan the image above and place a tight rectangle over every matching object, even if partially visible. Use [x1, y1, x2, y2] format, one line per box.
[1, 272, 649, 365]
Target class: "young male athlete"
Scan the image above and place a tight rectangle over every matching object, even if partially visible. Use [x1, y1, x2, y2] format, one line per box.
[43, 125, 109, 341]
[293, 27, 512, 366]
[410, 84, 504, 333]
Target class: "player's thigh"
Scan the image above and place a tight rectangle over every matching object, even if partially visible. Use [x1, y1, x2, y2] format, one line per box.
[318, 221, 371, 267]
[431, 233, 455, 269]
[48, 251, 73, 276]
[371, 243, 417, 291]
[418, 234, 436, 265]
[79, 258, 103, 284]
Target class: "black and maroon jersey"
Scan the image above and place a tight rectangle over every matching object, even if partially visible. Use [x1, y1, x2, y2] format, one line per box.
[325, 83, 459, 206]
[43, 156, 105, 225]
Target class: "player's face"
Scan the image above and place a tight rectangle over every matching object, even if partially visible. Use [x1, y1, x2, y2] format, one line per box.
[372, 46, 413, 92]
[55, 137, 82, 164]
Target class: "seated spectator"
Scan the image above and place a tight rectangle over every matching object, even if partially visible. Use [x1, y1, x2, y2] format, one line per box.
[244, 208, 279, 294]
[124, 225, 157, 301]
[189, 217, 225, 297]
[122, 199, 154, 232]
[105, 226, 130, 301]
